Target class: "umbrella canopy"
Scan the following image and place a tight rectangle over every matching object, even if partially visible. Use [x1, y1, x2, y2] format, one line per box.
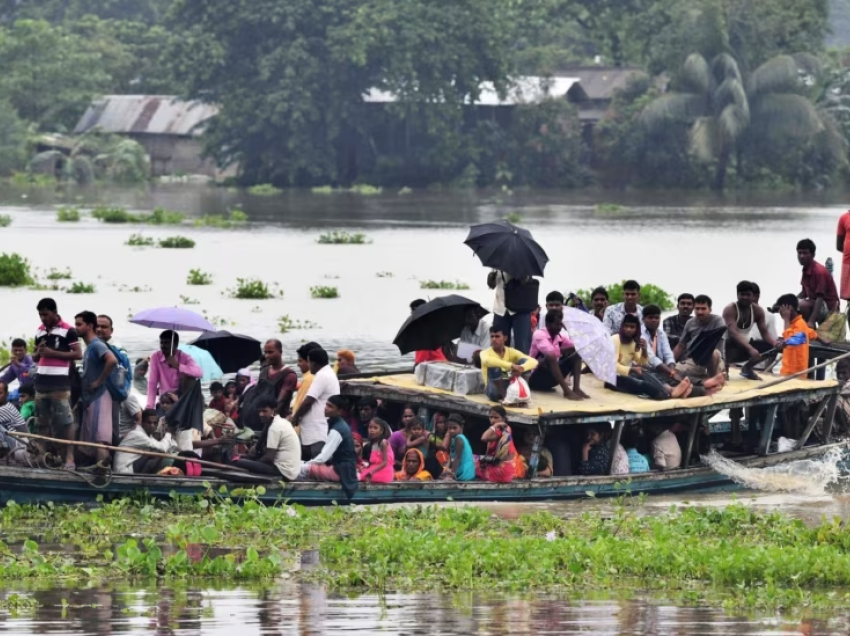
[685, 326, 727, 368]
[178, 344, 224, 382]
[560, 307, 617, 385]
[393, 295, 488, 355]
[189, 330, 262, 374]
[130, 307, 215, 332]
[464, 220, 549, 278]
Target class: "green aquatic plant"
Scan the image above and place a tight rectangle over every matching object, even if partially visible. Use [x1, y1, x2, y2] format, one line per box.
[247, 183, 282, 196]
[91, 206, 135, 223]
[0, 253, 33, 286]
[398, 187, 413, 195]
[278, 314, 319, 332]
[66, 281, 95, 294]
[158, 236, 195, 249]
[126, 233, 155, 247]
[595, 203, 624, 214]
[45, 267, 72, 280]
[145, 207, 184, 225]
[194, 209, 249, 228]
[118, 284, 151, 293]
[311, 185, 335, 194]
[0, 214, 12, 227]
[310, 285, 339, 299]
[229, 208, 248, 223]
[179, 295, 200, 305]
[317, 231, 370, 245]
[349, 183, 382, 195]
[506, 211, 523, 223]
[227, 278, 280, 299]
[419, 280, 470, 290]
[56, 207, 81, 222]
[575, 281, 674, 311]
[186, 268, 213, 285]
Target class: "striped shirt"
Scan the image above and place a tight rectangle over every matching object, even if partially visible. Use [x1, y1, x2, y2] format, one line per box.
[34, 320, 80, 392]
[0, 404, 26, 449]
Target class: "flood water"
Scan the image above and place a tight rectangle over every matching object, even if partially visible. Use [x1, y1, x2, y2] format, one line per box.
[1, 184, 850, 634]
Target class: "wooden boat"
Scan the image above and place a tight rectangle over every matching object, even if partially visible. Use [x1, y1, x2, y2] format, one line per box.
[0, 368, 844, 506]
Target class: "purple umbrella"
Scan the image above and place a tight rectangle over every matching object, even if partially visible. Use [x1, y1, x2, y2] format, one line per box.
[130, 307, 216, 356]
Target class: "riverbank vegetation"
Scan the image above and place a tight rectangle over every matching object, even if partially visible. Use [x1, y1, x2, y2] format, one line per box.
[0, 497, 850, 611]
[576, 281, 675, 310]
[317, 231, 370, 245]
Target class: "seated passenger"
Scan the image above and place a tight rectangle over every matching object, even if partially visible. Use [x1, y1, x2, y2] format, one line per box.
[441, 414, 475, 481]
[410, 299, 448, 366]
[650, 423, 682, 470]
[299, 396, 358, 497]
[113, 408, 176, 475]
[230, 397, 300, 480]
[476, 406, 519, 483]
[395, 448, 432, 481]
[352, 432, 368, 471]
[529, 310, 589, 401]
[621, 426, 650, 474]
[722, 281, 777, 381]
[608, 315, 692, 400]
[516, 427, 554, 478]
[207, 381, 227, 414]
[642, 305, 677, 378]
[359, 417, 395, 484]
[480, 326, 538, 402]
[17, 384, 35, 432]
[672, 295, 727, 395]
[579, 424, 629, 476]
[334, 349, 360, 376]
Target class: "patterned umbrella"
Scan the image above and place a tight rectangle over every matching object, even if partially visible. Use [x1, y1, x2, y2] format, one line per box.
[561, 307, 617, 385]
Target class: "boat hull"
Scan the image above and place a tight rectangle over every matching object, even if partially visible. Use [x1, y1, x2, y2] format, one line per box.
[0, 442, 843, 506]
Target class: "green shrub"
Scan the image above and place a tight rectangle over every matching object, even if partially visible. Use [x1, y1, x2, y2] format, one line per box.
[56, 207, 80, 222]
[247, 183, 282, 196]
[349, 184, 382, 195]
[311, 185, 335, 194]
[91, 206, 135, 223]
[310, 285, 339, 299]
[66, 282, 95, 294]
[228, 208, 248, 223]
[419, 280, 470, 290]
[186, 268, 213, 285]
[45, 267, 72, 280]
[0, 214, 11, 227]
[126, 234, 155, 247]
[158, 236, 195, 249]
[179, 295, 200, 305]
[317, 231, 370, 244]
[146, 207, 184, 225]
[595, 203, 624, 214]
[575, 281, 675, 311]
[0, 253, 33, 286]
[278, 314, 319, 333]
[227, 278, 280, 299]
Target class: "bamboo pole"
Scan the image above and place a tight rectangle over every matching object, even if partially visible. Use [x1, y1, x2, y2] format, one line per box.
[752, 350, 850, 391]
[7, 431, 251, 473]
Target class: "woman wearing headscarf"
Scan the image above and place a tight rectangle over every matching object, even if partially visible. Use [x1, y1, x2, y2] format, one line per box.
[395, 448, 432, 481]
[334, 350, 360, 376]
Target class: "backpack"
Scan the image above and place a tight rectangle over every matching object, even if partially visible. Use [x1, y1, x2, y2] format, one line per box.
[104, 343, 131, 402]
[238, 378, 277, 432]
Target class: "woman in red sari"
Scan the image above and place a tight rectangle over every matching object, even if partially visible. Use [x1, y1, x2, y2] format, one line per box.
[476, 405, 519, 483]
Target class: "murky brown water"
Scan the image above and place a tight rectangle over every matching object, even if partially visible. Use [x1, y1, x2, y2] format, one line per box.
[2, 184, 850, 633]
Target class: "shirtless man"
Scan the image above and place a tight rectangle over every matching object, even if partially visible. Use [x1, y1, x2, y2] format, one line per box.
[722, 280, 778, 382]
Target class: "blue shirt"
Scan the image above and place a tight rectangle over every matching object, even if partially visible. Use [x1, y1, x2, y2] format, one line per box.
[0, 355, 35, 387]
[626, 448, 650, 473]
[451, 433, 476, 481]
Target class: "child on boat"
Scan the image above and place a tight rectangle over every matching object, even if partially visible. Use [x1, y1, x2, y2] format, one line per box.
[359, 418, 394, 483]
[441, 414, 475, 481]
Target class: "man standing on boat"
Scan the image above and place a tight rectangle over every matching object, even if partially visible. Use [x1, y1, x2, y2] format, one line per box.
[836, 210, 850, 326]
[603, 280, 643, 335]
[291, 347, 340, 459]
[145, 331, 203, 409]
[722, 281, 777, 381]
[663, 293, 694, 349]
[797, 238, 839, 328]
[260, 339, 298, 417]
[33, 298, 82, 470]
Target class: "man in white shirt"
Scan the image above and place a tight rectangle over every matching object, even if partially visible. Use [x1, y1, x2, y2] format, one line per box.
[113, 408, 176, 474]
[118, 391, 143, 439]
[291, 347, 340, 460]
[231, 397, 301, 480]
[444, 308, 492, 363]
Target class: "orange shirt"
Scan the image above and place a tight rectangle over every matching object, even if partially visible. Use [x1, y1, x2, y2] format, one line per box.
[780, 315, 818, 376]
[415, 349, 447, 365]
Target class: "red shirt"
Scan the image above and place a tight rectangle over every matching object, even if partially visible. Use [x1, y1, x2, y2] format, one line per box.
[801, 260, 839, 311]
[415, 349, 447, 365]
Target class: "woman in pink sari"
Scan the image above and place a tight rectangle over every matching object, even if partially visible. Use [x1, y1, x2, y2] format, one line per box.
[476, 405, 518, 483]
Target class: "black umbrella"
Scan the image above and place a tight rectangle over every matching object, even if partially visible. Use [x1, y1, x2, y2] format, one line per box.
[190, 330, 262, 373]
[393, 295, 488, 355]
[685, 326, 728, 368]
[464, 219, 549, 277]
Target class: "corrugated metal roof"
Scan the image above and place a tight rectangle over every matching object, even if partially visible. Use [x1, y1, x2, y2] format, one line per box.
[365, 76, 584, 106]
[553, 67, 645, 101]
[74, 95, 218, 136]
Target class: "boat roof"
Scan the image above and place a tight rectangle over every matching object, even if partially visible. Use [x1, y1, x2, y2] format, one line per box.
[343, 370, 838, 426]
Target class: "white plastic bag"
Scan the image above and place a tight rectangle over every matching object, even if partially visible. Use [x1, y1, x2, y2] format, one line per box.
[502, 375, 531, 406]
[777, 437, 797, 453]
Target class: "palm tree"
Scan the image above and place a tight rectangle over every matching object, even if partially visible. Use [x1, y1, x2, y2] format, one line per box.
[640, 52, 830, 190]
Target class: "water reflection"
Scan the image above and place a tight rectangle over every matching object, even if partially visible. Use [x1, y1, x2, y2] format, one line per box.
[1, 582, 849, 635]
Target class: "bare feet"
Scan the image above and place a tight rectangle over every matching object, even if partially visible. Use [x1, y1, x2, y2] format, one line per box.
[575, 388, 591, 400]
[705, 386, 722, 396]
[563, 388, 582, 401]
[703, 373, 727, 390]
[670, 377, 692, 398]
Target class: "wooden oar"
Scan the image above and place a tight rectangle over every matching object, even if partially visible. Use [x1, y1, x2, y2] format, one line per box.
[752, 349, 850, 391]
[7, 431, 251, 473]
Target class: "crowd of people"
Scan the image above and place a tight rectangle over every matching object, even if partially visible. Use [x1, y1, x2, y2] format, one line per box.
[0, 235, 842, 492]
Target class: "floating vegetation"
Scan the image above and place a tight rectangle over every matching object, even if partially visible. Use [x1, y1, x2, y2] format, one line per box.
[311, 185, 335, 194]
[247, 183, 282, 196]
[349, 183, 382, 195]
[45, 267, 72, 280]
[317, 231, 370, 245]
[226, 278, 281, 299]
[506, 211, 523, 223]
[158, 236, 196, 249]
[0, 214, 12, 227]
[118, 284, 151, 293]
[91, 206, 133, 223]
[419, 280, 470, 290]
[126, 233, 155, 247]
[56, 207, 80, 222]
[0, 253, 33, 286]
[66, 282, 96, 294]
[310, 285, 339, 299]
[398, 187, 413, 195]
[186, 268, 213, 285]
[202, 311, 234, 327]
[278, 314, 319, 332]
[376, 271, 394, 278]
[595, 203, 624, 214]
[179, 295, 200, 305]
[229, 208, 248, 223]
[194, 209, 249, 228]
[146, 207, 185, 225]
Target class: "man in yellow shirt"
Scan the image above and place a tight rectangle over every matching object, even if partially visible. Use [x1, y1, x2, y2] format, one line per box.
[480, 326, 538, 402]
